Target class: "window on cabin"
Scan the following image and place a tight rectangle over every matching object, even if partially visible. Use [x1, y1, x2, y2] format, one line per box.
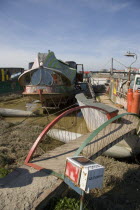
[25, 74, 31, 85]
[52, 73, 63, 85]
[24, 69, 70, 86]
[136, 78, 140, 85]
[30, 68, 53, 86]
[31, 69, 41, 85]
[41, 70, 53, 86]
[52, 73, 70, 85]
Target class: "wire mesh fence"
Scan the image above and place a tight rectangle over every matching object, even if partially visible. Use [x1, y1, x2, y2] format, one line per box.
[79, 114, 140, 160]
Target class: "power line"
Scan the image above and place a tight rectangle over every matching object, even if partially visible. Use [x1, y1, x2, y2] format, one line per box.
[98, 58, 111, 70]
[113, 58, 127, 69]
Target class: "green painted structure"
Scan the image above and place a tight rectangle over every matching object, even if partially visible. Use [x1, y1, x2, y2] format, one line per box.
[0, 80, 23, 94]
[0, 68, 24, 94]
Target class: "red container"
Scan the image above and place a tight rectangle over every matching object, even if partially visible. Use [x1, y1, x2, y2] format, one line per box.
[131, 90, 140, 114]
[127, 89, 133, 112]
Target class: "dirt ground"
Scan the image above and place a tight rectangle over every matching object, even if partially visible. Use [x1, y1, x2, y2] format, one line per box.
[0, 94, 64, 175]
[0, 117, 64, 172]
[0, 94, 140, 210]
[62, 154, 140, 210]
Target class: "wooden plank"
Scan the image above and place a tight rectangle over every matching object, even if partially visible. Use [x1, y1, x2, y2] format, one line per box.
[31, 115, 139, 174]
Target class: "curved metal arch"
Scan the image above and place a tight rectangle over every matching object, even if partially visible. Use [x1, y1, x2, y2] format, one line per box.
[74, 112, 140, 158]
[25, 105, 111, 164]
[24, 105, 139, 179]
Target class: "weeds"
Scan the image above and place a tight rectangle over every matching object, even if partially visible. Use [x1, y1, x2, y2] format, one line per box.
[47, 197, 88, 210]
[0, 168, 9, 178]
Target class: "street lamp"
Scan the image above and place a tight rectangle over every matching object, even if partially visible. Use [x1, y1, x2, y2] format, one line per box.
[124, 51, 137, 86]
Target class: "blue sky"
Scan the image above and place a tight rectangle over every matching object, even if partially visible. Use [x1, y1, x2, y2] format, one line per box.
[0, 0, 140, 70]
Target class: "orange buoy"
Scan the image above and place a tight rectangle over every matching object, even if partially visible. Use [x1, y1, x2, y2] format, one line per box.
[131, 90, 140, 114]
[127, 89, 133, 112]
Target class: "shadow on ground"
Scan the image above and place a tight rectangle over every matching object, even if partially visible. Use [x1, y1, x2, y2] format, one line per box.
[0, 167, 53, 188]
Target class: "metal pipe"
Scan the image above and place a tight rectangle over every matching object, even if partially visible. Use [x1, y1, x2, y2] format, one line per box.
[80, 190, 84, 210]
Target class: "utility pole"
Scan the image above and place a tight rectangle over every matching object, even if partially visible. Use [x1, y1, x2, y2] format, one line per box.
[124, 51, 137, 88]
[111, 58, 113, 75]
